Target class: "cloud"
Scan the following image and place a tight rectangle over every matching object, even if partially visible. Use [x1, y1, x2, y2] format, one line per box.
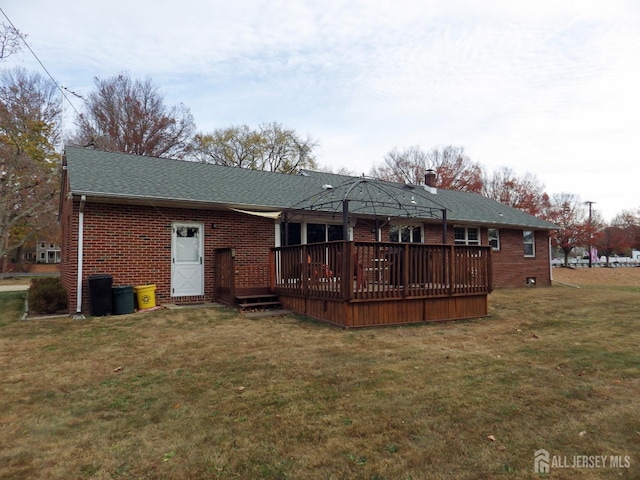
[3, 0, 640, 219]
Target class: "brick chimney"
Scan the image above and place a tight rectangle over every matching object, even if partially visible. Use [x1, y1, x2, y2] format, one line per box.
[425, 169, 437, 188]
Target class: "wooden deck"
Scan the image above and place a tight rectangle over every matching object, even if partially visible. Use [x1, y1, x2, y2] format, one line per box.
[271, 241, 492, 327]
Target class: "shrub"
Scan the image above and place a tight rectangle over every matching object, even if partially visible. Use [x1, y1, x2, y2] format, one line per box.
[28, 278, 68, 315]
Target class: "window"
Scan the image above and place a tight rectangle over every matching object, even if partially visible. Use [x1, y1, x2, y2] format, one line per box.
[390, 225, 422, 243]
[307, 223, 344, 244]
[488, 228, 500, 250]
[523, 230, 535, 257]
[175, 225, 200, 262]
[327, 224, 343, 241]
[280, 222, 345, 245]
[281, 223, 301, 245]
[307, 223, 326, 244]
[454, 227, 480, 245]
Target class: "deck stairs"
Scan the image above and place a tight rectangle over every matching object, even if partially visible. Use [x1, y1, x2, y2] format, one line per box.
[235, 292, 282, 311]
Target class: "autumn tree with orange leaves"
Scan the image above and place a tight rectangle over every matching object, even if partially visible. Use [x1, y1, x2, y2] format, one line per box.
[543, 193, 599, 266]
[612, 209, 640, 252]
[482, 167, 549, 217]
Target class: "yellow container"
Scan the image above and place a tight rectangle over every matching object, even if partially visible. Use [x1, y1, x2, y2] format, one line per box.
[134, 284, 156, 309]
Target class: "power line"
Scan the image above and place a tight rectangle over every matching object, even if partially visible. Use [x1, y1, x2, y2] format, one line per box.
[0, 6, 82, 117]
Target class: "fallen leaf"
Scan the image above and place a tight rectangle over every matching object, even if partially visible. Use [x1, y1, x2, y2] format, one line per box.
[236, 386, 246, 392]
[113, 366, 122, 373]
[487, 435, 496, 442]
[497, 445, 507, 451]
[579, 431, 587, 437]
[162, 451, 176, 462]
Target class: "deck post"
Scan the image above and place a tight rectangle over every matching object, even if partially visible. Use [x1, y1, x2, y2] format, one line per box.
[342, 241, 354, 301]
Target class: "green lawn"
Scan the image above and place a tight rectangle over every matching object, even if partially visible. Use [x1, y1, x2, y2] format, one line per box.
[0, 284, 638, 479]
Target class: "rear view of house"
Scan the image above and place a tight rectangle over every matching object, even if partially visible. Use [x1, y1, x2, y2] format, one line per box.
[59, 146, 556, 326]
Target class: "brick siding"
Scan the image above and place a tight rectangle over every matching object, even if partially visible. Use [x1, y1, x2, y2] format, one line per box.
[489, 229, 552, 288]
[60, 192, 551, 313]
[60, 196, 274, 314]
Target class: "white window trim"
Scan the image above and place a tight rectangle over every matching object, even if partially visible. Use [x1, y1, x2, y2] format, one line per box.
[454, 226, 480, 245]
[523, 230, 536, 257]
[488, 228, 500, 250]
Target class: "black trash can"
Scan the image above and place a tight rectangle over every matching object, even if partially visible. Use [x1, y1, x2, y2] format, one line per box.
[89, 274, 113, 316]
[112, 286, 134, 315]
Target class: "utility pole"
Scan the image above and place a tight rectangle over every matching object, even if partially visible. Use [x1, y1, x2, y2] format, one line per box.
[585, 201, 595, 268]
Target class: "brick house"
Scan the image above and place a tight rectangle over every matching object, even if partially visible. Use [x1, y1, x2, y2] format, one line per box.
[60, 146, 556, 326]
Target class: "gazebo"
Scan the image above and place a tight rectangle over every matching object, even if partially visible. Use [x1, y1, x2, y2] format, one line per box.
[269, 176, 492, 327]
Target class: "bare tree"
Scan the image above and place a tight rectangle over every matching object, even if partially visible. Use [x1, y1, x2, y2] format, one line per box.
[75, 73, 195, 159]
[193, 125, 260, 169]
[482, 167, 549, 216]
[194, 122, 318, 174]
[0, 68, 60, 268]
[370, 146, 428, 184]
[0, 22, 24, 60]
[370, 145, 483, 191]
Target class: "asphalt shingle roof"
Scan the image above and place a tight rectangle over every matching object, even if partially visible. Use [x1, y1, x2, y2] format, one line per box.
[64, 146, 556, 230]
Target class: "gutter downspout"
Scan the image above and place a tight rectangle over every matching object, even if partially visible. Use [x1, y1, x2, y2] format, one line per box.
[548, 235, 553, 285]
[73, 195, 86, 320]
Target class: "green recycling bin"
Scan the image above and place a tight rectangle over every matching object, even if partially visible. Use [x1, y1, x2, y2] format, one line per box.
[112, 285, 134, 315]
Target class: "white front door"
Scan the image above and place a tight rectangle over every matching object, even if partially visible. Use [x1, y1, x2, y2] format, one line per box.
[172, 223, 204, 297]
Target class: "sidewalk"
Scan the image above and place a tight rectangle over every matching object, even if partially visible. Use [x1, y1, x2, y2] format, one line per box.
[0, 285, 29, 292]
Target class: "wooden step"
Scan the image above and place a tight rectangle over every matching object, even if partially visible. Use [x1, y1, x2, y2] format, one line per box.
[236, 293, 282, 311]
[236, 294, 279, 301]
[238, 300, 283, 308]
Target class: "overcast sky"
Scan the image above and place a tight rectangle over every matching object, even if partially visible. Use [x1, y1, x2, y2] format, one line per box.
[3, 0, 639, 220]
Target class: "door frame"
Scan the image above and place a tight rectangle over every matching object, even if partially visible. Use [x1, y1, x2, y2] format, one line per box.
[171, 222, 205, 297]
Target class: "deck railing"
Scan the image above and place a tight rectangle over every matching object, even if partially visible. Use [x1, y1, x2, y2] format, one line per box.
[272, 241, 492, 301]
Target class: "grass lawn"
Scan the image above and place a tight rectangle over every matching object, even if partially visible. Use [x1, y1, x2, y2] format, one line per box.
[1, 276, 638, 479]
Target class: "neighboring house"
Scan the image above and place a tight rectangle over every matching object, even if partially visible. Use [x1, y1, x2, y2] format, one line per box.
[36, 240, 61, 264]
[59, 146, 557, 326]
[0, 240, 60, 273]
